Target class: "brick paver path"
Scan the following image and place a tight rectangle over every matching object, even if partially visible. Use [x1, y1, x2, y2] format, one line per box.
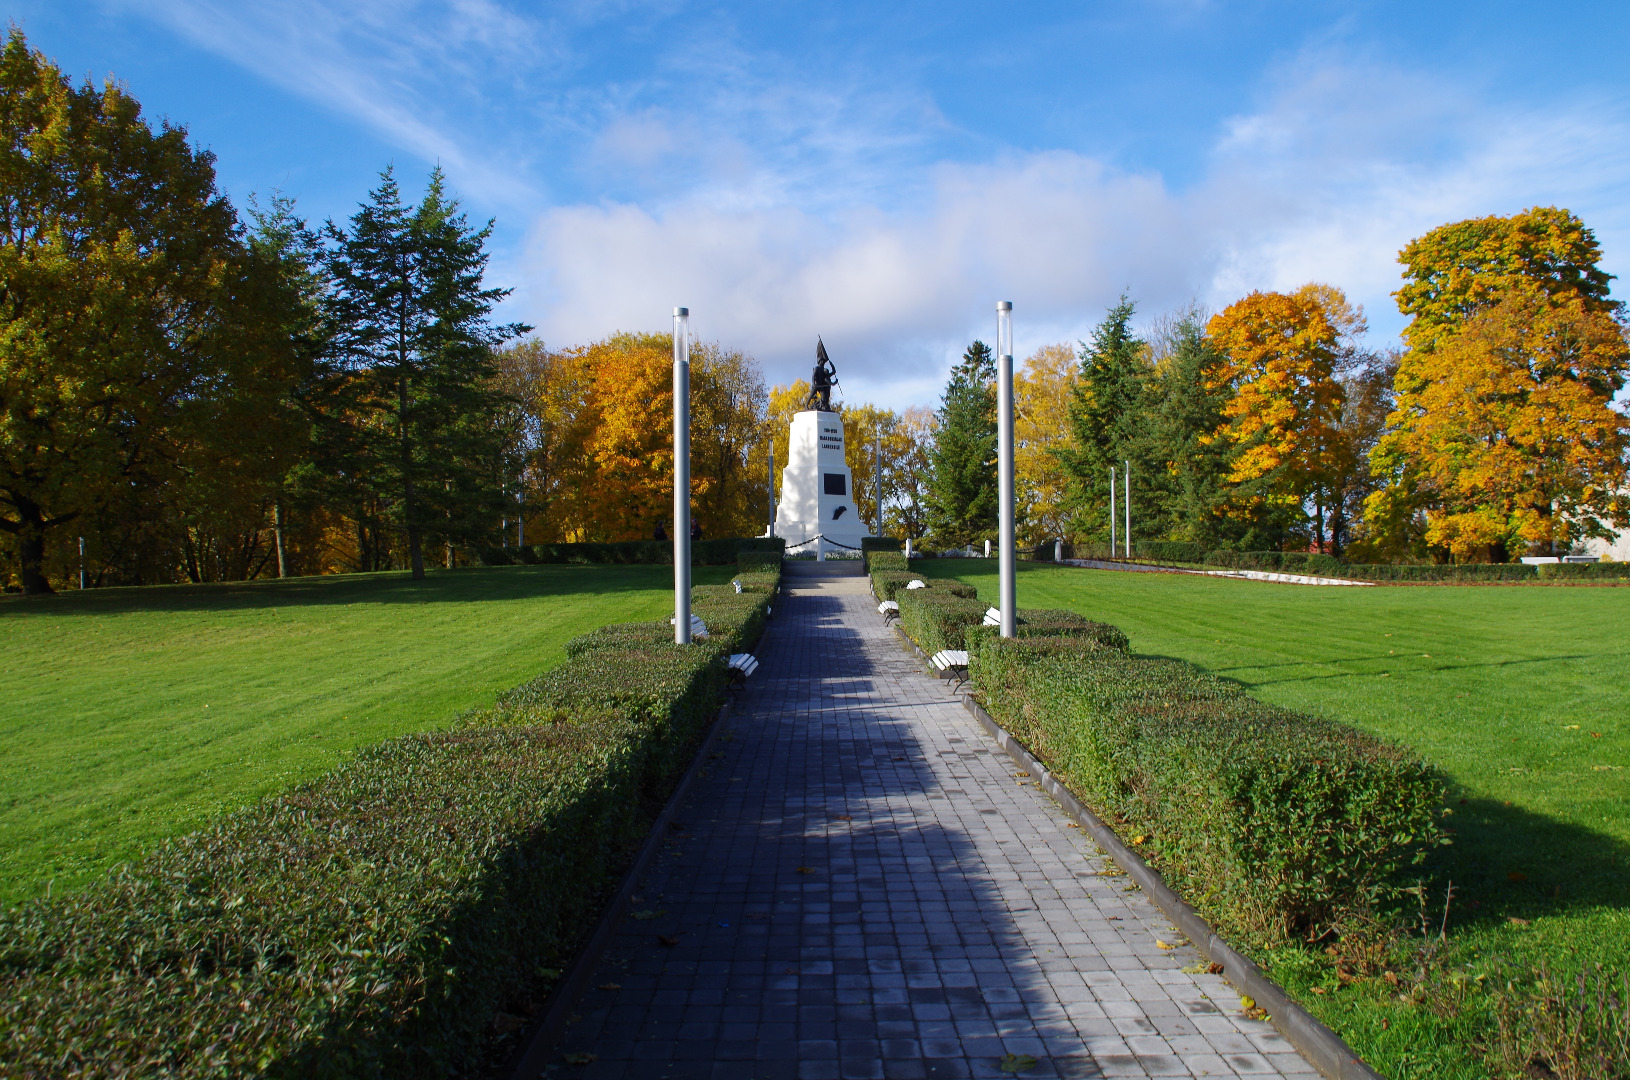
[552, 578, 1316, 1080]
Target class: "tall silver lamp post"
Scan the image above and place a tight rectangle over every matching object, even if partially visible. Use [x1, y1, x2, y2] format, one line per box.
[996, 301, 1017, 639]
[767, 440, 775, 538]
[673, 307, 691, 644]
[874, 429, 884, 537]
[1108, 466, 1116, 555]
[1124, 459, 1131, 558]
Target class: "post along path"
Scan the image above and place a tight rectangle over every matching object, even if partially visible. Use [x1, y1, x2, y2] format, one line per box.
[548, 575, 1316, 1079]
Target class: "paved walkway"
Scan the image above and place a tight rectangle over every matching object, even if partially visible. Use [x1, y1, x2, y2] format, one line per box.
[551, 579, 1315, 1080]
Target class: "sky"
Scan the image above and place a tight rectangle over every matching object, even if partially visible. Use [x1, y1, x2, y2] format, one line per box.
[11, 1, 1630, 408]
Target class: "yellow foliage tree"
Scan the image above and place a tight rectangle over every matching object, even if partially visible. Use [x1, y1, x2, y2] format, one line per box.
[1366, 287, 1630, 560]
[1014, 343, 1076, 544]
[1205, 287, 1353, 540]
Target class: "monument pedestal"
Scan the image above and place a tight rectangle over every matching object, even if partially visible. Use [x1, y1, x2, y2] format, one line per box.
[774, 410, 868, 555]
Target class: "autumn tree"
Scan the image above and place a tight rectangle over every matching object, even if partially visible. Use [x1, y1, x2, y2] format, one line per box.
[488, 339, 594, 544]
[1205, 287, 1353, 548]
[889, 406, 937, 541]
[0, 31, 308, 592]
[927, 340, 998, 547]
[1367, 288, 1629, 561]
[1014, 344, 1075, 544]
[324, 166, 526, 578]
[1395, 206, 1621, 354]
[690, 342, 768, 539]
[1368, 207, 1629, 561]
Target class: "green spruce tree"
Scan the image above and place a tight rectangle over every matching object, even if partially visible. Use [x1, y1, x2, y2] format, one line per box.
[1140, 316, 1236, 546]
[927, 340, 998, 548]
[1057, 297, 1150, 542]
[325, 167, 528, 578]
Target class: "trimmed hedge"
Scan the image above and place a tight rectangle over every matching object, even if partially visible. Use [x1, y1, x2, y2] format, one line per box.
[865, 550, 909, 573]
[1133, 540, 1207, 564]
[969, 634, 1446, 945]
[0, 722, 657, 1078]
[1536, 561, 1630, 580]
[896, 590, 988, 653]
[476, 536, 784, 567]
[860, 537, 904, 553]
[964, 610, 1130, 653]
[870, 569, 921, 601]
[0, 567, 779, 1077]
[737, 551, 781, 574]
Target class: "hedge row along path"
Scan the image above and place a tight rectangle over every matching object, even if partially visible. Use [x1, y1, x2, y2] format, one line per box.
[544, 576, 1317, 1079]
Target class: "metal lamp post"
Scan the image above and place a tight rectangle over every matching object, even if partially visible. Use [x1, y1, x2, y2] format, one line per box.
[1108, 467, 1116, 555]
[996, 301, 1016, 639]
[874, 429, 884, 537]
[673, 307, 691, 644]
[1124, 459, 1131, 558]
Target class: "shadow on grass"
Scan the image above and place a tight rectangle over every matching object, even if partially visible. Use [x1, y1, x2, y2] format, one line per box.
[1426, 795, 1630, 930]
[0, 563, 730, 619]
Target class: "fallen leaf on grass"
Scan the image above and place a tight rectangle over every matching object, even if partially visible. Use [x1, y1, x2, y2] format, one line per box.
[1131, 835, 1147, 845]
[657, 935, 679, 947]
[999, 1053, 1038, 1074]
[563, 1052, 598, 1065]
[1565, 724, 1581, 730]
[1594, 764, 1623, 771]
[1310, 986, 1326, 995]
[1508, 917, 1530, 927]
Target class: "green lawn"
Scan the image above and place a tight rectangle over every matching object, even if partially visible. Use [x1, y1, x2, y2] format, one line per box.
[0, 564, 727, 908]
[927, 561, 1629, 1078]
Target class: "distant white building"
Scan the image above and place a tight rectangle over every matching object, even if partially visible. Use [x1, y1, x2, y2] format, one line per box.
[1584, 527, 1630, 562]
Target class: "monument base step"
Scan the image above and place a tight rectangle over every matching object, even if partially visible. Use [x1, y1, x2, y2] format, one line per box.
[781, 559, 865, 578]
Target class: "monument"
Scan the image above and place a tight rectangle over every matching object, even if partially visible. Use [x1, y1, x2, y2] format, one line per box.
[774, 339, 868, 556]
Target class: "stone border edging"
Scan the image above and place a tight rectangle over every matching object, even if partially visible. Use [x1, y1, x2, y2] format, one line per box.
[1063, 558, 1374, 587]
[957, 694, 1385, 1080]
[507, 698, 734, 1079]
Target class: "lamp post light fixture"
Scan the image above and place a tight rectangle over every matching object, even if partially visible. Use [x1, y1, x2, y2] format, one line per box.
[996, 301, 1016, 639]
[673, 306, 692, 644]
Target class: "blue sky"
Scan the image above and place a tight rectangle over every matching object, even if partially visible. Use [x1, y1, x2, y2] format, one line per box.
[12, 1, 1630, 406]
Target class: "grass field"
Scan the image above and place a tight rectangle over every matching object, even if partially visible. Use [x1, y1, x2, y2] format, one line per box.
[0, 564, 730, 908]
[927, 561, 1629, 1078]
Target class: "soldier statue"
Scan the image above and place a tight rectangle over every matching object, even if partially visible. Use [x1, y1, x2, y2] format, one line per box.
[807, 337, 838, 411]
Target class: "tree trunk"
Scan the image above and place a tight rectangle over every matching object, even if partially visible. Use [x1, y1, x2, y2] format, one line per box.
[12, 496, 55, 595]
[273, 500, 289, 578]
[399, 370, 424, 580]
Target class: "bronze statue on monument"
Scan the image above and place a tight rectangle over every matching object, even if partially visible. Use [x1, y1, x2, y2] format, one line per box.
[807, 337, 838, 411]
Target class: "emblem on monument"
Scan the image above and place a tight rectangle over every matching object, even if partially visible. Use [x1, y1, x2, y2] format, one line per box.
[807, 337, 838, 412]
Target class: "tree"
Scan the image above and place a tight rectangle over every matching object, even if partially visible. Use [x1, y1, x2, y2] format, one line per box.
[889, 406, 937, 542]
[1396, 207, 1621, 354]
[1014, 344, 1075, 544]
[927, 340, 998, 547]
[489, 339, 593, 544]
[1205, 287, 1352, 548]
[1139, 314, 1237, 547]
[324, 167, 526, 578]
[1366, 287, 1629, 561]
[1059, 298, 1148, 542]
[0, 31, 304, 593]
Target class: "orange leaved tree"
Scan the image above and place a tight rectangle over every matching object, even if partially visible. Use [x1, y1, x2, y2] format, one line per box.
[1204, 287, 1354, 545]
[1367, 287, 1630, 560]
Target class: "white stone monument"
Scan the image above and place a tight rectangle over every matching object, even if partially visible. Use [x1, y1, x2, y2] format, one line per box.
[775, 409, 868, 556]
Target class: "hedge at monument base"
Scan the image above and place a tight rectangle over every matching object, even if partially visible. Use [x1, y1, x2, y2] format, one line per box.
[474, 536, 785, 567]
[0, 568, 778, 1077]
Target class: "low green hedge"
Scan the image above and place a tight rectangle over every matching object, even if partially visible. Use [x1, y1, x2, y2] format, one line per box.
[1534, 561, 1630, 580]
[860, 537, 904, 553]
[737, 551, 781, 574]
[964, 610, 1130, 653]
[0, 566, 778, 1077]
[865, 550, 909, 573]
[870, 569, 920, 600]
[970, 634, 1446, 946]
[1134, 540, 1207, 563]
[0, 721, 656, 1078]
[896, 590, 988, 653]
[476, 537, 784, 567]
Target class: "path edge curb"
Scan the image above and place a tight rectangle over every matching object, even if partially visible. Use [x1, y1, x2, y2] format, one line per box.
[507, 698, 734, 1079]
[958, 693, 1386, 1080]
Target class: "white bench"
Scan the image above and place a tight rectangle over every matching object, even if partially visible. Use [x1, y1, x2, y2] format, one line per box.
[930, 649, 971, 688]
[668, 613, 710, 638]
[905, 579, 927, 590]
[877, 600, 900, 622]
[983, 607, 1002, 626]
[727, 653, 759, 687]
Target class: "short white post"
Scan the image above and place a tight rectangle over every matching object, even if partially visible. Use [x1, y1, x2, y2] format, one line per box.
[905, 537, 914, 558]
[984, 539, 991, 558]
[1054, 538, 1062, 562]
[673, 307, 691, 643]
[997, 301, 1016, 639]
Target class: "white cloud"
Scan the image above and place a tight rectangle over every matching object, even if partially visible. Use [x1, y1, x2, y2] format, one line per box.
[515, 53, 1630, 409]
